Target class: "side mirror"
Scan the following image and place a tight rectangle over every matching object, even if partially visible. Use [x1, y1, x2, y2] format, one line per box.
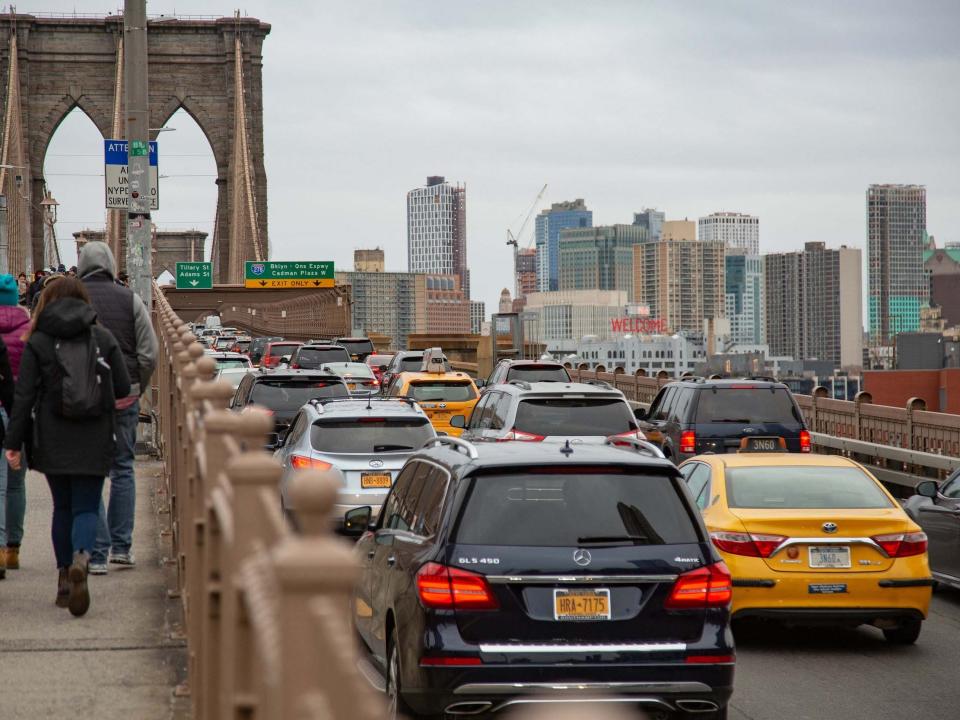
[450, 415, 466, 429]
[343, 506, 372, 536]
[633, 407, 647, 421]
[474, 378, 486, 388]
[915, 480, 939, 499]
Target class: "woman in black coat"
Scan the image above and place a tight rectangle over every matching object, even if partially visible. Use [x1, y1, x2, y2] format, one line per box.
[3, 277, 130, 616]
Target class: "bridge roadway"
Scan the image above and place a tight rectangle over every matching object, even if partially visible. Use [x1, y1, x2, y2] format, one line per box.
[1, 461, 958, 718]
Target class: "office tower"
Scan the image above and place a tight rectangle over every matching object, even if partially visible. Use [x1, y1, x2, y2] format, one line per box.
[632, 238, 726, 335]
[558, 224, 647, 296]
[469, 300, 486, 334]
[633, 208, 665, 242]
[534, 199, 592, 292]
[515, 248, 537, 299]
[407, 176, 469, 297]
[353, 248, 384, 272]
[867, 184, 927, 343]
[725, 250, 765, 346]
[698, 212, 760, 254]
[764, 242, 863, 368]
[661, 220, 696, 242]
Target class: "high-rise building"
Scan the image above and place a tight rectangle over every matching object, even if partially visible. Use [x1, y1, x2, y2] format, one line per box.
[424, 274, 471, 334]
[867, 184, 927, 344]
[764, 242, 862, 368]
[407, 176, 469, 297]
[661, 220, 696, 242]
[725, 250, 765, 346]
[631, 238, 726, 335]
[633, 209, 665, 242]
[558, 224, 647, 296]
[924, 243, 960, 327]
[469, 300, 486, 334]
[534, 199, 592, 292]
[516, 248, 537, 299]
[498, 288, 513, 314]
[524, 289, 629, 342]
[698, 212, 760, 254]
[353, 248, 385, 273]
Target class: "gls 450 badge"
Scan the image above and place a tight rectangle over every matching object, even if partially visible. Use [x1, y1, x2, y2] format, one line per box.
[458, 557, 500, 565]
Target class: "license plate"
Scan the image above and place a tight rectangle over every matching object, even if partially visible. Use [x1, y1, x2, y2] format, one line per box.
[744, 437, 780, 452]
[360, 472, 391, 489]
[347, 383, 357, 390]
[809, 583, 848, 594]
[553, 588, 611, 621]
[809, 546, 851, 569]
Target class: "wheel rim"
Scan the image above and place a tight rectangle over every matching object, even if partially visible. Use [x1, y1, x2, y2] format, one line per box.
[387, 645, 399, 719]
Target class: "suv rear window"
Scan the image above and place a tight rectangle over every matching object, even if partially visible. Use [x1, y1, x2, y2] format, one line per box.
[514, 398, 635, 437]
[296, 347, 351, 367]
[455, 469, 698, 546]
[506, 365, 571, 383]
[694, 387, 802, 424]
[215, 358, 250, 370]
[265, 343, 301, 357]
[338, 339, 375, 356]
[408, 381, 476, 402]
[726, 466, 893, 509]
[249, 379, 347, 411]
[310, 418, 434, 453]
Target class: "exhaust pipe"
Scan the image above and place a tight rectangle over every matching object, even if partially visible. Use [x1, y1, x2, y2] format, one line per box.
[675, 699, 720, 713]
[445, 701, 494, 715]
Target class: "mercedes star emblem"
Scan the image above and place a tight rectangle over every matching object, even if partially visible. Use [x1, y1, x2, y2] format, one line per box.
[822, 522, 838, 534]
[368, 459, 384, 468]
[573, 549, 592, 567]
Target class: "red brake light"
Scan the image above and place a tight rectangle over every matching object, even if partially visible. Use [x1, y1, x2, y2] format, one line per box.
[680, 430, 696, 454]
[800, 430, 811, 453]
[710, 531, 786, 558]
[665, 562, 732, 609]
[416, 563, 499, 610]
[685, 654, 736, 664]
[872, 531, 927, 558]
[290, 455, 333, 471]
[419, 656, 483, 667]
[499, 429, 545, 442]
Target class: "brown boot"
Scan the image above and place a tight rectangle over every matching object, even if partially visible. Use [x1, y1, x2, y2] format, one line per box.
[5, 546, 19, 570]
[56, 567, 70, 607]
[68, 551, 90, 617]
[0, 550, 6, 580]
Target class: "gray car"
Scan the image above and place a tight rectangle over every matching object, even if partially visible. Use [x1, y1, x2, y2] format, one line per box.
[275, 397, 437, 526]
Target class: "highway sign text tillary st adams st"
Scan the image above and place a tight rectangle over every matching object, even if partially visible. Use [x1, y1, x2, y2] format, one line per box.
[175, 262, 213, 290]
[244, 261, 335, 288]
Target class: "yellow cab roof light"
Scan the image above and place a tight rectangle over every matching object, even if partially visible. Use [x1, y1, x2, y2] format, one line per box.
[421, 347, 447, 374]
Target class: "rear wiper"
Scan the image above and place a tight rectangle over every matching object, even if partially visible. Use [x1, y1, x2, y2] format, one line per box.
[373, 444, 414, 452]
[576, 534, 650, 545]
[709, 418, 751, 423]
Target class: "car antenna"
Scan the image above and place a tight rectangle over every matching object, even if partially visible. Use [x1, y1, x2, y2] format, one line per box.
[366, 393, 373, 410]
[560, 440, 573, 457]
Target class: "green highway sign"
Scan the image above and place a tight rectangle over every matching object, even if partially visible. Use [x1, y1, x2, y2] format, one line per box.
[244, 261, 335, 289]
[130, 140, 149, 157]
[175, 261, 213, 290]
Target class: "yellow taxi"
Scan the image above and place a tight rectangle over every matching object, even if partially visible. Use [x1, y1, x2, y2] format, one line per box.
[679, 450, 932, 644]
[384, 350, 479, 437]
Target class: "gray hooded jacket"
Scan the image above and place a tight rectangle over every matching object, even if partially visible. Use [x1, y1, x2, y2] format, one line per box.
[78, 241, 158, 396]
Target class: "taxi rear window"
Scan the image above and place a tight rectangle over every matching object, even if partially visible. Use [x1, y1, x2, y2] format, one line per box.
[726, 466, 893, 509]
[408, 381, 476, 402]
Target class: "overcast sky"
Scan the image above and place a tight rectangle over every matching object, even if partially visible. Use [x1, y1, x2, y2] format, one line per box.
[38, 0, 960, 314]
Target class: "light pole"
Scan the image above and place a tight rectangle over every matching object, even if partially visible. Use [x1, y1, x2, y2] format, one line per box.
[40, 193, 60, 269]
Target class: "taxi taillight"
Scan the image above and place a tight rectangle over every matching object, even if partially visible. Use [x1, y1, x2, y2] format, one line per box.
[711, 531, 787, 558]
[872, 532, 928, 558]
[665, 562, 732, 609]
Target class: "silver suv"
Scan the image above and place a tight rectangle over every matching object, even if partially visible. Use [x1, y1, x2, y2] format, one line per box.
[275, 397, 437, 526]
[456, 380, 647, 445]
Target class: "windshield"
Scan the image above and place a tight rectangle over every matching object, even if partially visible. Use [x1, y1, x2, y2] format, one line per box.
[408, 381, 476, 402]
[248, 380, 347, 412]
[514, 398, 635, 437]
[506, 365, 571, 383]
[338, 339, 374, 356]
[726, 466, 893, 509]
[215, 358, 250, 370]
[455, 470, 697, 546]
[310, 417, 434, 453]
[695, 387, 802, 424]
[295, 347, 351, 367]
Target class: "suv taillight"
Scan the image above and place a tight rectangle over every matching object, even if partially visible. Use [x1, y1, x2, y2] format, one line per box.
[872, 532, 928, 558]
[416, 563, 499, 610]
[665, 562, 732, 609]
[710, 531, 787, 558]
[290, 455, 332, 471]
[680, 430, 696, 454]
[499, 429, 544, 442]
[800, 430, 812, 453]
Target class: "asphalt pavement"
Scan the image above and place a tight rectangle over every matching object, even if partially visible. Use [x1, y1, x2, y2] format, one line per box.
[0, 460, 188, 720]
[730, 586, 960, 719]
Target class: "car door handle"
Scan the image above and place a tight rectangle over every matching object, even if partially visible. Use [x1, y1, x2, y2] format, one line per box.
[386, 556, 396, 566]
[367, 550, 376, 560]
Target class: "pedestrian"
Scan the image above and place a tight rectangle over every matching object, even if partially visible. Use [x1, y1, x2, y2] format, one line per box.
[3, 277, 130, 615]
[16, 272, 27, 304]
[26, 271, 44, 307]
[78, 242, 157, 574]
[0, 274, 30, 574]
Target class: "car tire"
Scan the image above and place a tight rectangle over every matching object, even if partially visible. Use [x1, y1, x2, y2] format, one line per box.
[882, 617, 922, 645]
[386, 627, 414, 720]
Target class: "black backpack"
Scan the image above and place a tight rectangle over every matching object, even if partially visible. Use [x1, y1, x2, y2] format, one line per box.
[54, 331, 112, 418]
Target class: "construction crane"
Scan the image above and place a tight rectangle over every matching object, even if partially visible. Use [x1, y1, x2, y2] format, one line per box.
[506, 183, 548, 299]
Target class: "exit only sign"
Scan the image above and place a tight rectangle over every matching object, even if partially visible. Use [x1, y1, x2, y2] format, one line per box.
[244, 261, 335, 288]
[175, 261, 212, 289]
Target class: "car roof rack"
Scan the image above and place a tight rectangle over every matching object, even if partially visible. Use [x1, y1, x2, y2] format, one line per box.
[308, 395, 425, 413]
[740, 375, 778, 383]
[581, 379, 615, 390]
[604, 436, 666, 459]
[421, 435, 479, 459]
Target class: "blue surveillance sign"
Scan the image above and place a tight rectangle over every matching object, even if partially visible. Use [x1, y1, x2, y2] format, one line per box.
[104, 139, 159, 210]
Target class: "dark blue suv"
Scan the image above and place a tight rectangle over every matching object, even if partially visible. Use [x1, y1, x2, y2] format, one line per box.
[344, 437, 735, 719]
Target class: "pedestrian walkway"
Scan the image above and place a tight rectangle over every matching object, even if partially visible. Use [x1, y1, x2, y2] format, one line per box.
[0, 460, 189, 719]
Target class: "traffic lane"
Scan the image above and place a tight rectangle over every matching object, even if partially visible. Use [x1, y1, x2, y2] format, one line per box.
[729, 585, 960, 720]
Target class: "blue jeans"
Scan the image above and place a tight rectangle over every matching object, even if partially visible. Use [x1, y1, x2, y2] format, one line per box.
[92, 400, 139, 563]
[46, 474, 105, 568]
[0, 407, 27, 547]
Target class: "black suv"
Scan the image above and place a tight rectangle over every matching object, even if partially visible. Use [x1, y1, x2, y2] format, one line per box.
[345, 438, 734, 719]
[478, 358, 571, 390]
[334, 336, 376, 361]
[289, 343, 351, 369]
[230, 369, 348, 445]
[638, 378, 810, 462]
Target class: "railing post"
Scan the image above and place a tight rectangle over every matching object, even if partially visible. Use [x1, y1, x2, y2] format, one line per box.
[811, 386, 827, 437]
[853, 391, 872, 441]
[905, 397, 926, 453]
